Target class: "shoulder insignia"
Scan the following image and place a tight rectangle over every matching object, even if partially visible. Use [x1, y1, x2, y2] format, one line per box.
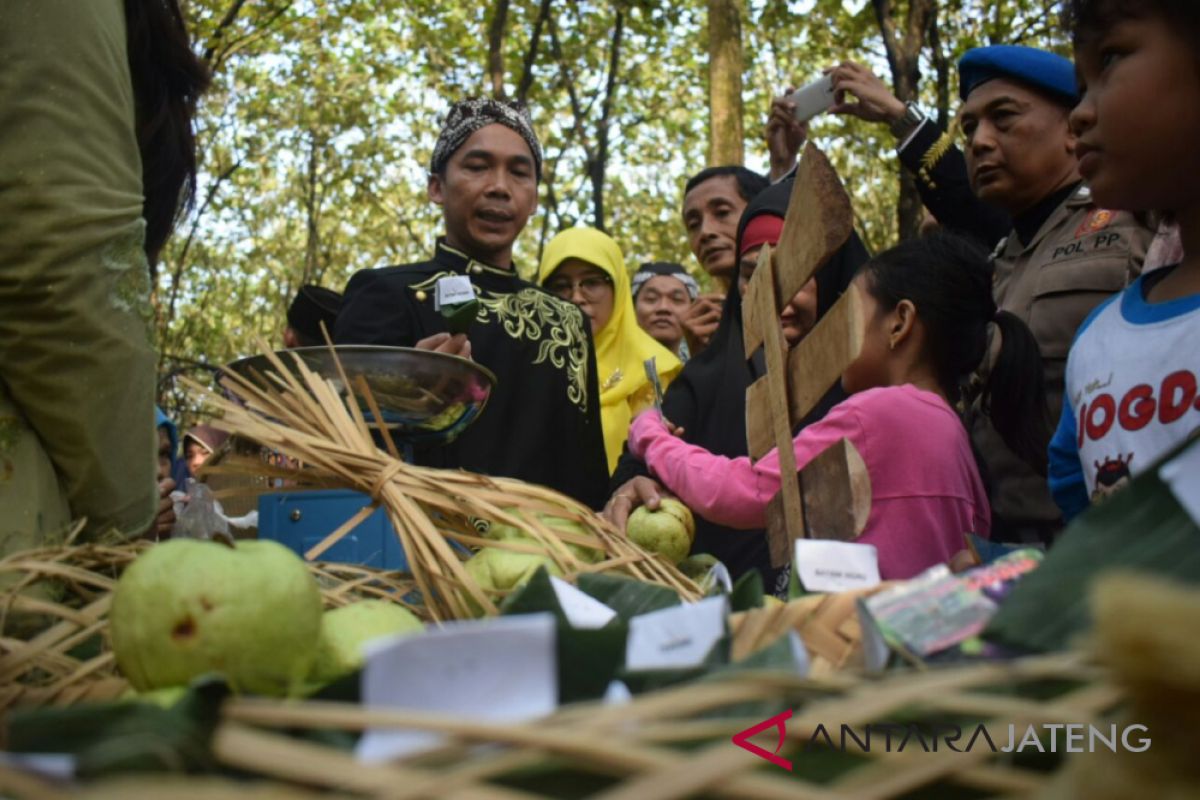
[1075, 209, 1115, 239]
[918, 117, 959, 184]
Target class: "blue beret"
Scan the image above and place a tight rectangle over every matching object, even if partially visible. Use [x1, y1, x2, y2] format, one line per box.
[958, 45, 1078, 106]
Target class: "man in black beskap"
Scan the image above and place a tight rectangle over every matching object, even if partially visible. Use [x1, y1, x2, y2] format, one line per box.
[335, 99, 608, 509]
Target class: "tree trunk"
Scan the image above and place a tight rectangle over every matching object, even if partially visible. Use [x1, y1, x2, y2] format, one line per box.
[871, 0, 937, 241]
[707, 0, 744, 166]
[487, 0, 510, 99]
[591, 7, 624, 232]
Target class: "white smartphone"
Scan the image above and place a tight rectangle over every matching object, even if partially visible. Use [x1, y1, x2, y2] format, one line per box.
[785, 74, 836, 124]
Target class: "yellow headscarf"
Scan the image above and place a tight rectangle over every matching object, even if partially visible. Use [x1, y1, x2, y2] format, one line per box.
[539, 227, 681, 473]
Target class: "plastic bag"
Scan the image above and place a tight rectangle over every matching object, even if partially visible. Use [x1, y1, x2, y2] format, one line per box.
[171, 479, 230, 541]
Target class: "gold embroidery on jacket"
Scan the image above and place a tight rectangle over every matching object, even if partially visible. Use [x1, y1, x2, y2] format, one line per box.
[476, 289, 591, 412]
[917, 118, 959, 191]
[408, 273, 590, 411]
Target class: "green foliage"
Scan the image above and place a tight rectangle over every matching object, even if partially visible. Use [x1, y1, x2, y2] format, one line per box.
[162, 0, 1071, 423]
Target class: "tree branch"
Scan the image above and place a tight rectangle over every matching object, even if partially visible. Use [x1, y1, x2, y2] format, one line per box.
[517, 0, 554, 104]
[202, 0, 249, 64]
[160, 156, 243, 348]
[488, 0, 511, 99]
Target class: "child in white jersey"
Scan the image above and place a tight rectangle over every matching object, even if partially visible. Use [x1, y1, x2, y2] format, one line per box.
[1049, 0, 1200, 520]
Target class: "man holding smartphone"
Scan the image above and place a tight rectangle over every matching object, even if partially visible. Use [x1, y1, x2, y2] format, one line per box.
[814, 47, 1154, 545]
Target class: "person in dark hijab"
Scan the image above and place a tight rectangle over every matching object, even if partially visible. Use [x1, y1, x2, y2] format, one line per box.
[605, 178, 870, 592]
[284, 285, 343, 348]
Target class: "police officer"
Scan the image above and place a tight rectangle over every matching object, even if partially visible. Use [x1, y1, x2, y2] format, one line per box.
[818, 46, 1154, 544]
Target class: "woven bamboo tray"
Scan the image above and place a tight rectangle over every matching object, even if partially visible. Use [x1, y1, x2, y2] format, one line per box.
[730, 587, 891, 677]
[0, 542, 419, 712]
[3, 650, 1117, 800]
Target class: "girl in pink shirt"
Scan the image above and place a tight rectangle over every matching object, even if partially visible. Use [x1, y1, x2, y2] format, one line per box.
[629, 233, 1050, 579]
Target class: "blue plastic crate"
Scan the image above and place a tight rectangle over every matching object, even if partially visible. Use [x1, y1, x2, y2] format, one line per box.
[257, 489, 408, 570]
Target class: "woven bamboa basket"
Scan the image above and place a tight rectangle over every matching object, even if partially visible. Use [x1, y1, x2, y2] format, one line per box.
[183, 345, 701, 620]
[0, 541, 420, 712]
[730, 585, 892, 677]
[2, 650, 1125, 799]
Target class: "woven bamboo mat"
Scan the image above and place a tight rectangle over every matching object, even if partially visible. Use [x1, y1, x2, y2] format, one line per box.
[197, 650, 1117, 800]
[0, 543, 420, 711]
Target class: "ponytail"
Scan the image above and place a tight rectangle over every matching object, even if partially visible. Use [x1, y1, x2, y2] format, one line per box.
[983, 311, 1051, 475]
[123, 0, 211, 268]
[859, 232, 1050, 474]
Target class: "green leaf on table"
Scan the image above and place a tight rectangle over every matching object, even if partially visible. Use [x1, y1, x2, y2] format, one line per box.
[729, 568, 765, 612]
[499, 566, 570, 625]
[985, 439, 1200, 653]
[7, 678, 230, 778]
[575, 572, 680, 621]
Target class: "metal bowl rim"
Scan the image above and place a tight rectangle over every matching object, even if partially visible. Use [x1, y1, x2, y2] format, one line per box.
[225, 344, 498, 389]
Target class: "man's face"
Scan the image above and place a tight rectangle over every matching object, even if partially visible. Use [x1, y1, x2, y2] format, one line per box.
[682, 175, 746, 283]
[634, 275, 691, 351]
[960, 79, 1077, 216]
[428, 124, 538, 266]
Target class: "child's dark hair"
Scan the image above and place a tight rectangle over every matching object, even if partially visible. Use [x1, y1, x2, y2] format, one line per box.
[1067, 0, 1200, 46]
[859, 232, 1051, 474]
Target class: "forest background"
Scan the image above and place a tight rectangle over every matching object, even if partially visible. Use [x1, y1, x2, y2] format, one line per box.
[161, 0, 1068, 416]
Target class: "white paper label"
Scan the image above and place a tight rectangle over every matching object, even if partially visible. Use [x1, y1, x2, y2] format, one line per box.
[856, 600, 892, 672]
[0, 752, 76, 781]
[603, 680, 633, 705]
[356, 614, 557, 762]
[550, 576, 618, 629]
[794, 539, 881, 593]
[434, 275, 476, 310]
[1159, 443, 1200, 528]
[707, 562, 734, 594]
[626, 596, 728, 670]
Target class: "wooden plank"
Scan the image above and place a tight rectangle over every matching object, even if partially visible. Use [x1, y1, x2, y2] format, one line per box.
[786, 284, 865, 423]
[763, 491, 792, 568]
[741, 244, 775, 359]
[798, 437, 871, 541]
[748, 244, 807, 566]
[773, 143, 854, 304]
[744, 375, 773, 461]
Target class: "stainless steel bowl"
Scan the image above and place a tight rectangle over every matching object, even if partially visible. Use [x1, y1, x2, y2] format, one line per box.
[224, 345, 496, 445]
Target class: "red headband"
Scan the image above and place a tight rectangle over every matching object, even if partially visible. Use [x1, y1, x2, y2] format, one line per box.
[739, 214, 785, 256]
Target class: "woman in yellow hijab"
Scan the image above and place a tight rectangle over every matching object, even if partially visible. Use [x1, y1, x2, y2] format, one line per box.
[539, 227, 681, 473]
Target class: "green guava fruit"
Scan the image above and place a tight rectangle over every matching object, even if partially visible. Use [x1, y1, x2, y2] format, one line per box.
[110, 539, 322, 696]
[484, 509, 603, 564]
[466, 547, 562, 591]
[627, 498, 695, 564]
[677, 553, 724, 591]
[310, 600, 423, 683]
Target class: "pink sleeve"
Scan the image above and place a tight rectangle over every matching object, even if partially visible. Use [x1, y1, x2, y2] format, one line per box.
[629, 399, 867, 531]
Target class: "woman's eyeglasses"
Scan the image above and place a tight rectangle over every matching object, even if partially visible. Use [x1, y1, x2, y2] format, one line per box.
[545, 274, 613, 300]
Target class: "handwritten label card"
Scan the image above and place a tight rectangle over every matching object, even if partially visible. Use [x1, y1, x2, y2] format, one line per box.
[794, 539, 881, 593]
[626, 596, 728, 670]
[434, 275, 475, 310]
[356, 614, 557, 762]
[550, 576, 618, 629]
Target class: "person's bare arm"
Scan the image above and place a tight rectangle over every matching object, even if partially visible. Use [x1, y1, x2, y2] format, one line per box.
[601, 475, 665, 532]
[827, 61, 907, 124]
[679, 293, 724, 356]
[765, 93, 808, 182]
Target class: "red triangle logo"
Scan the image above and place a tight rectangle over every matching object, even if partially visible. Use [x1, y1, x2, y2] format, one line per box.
[731, 709, 793, 771]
